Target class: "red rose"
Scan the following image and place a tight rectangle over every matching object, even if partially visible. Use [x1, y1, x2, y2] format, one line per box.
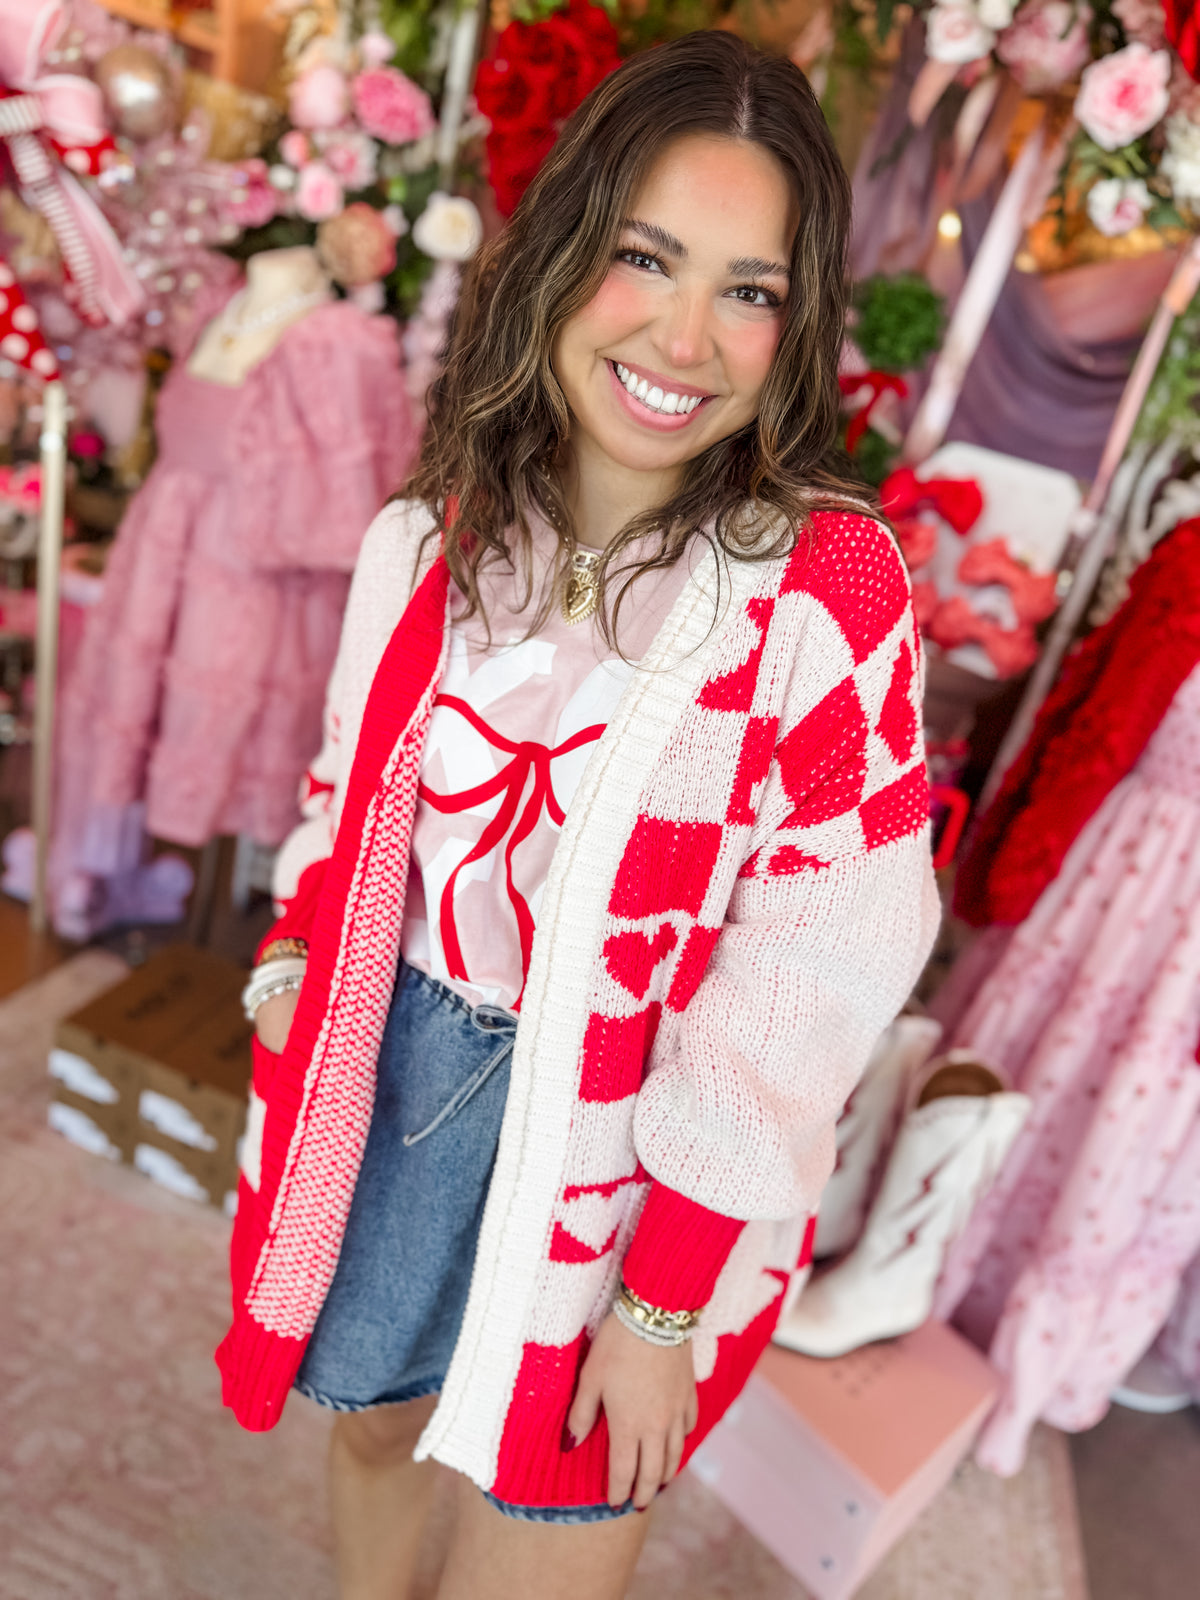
[477, 1, 622, 216]
[1162, 0, 1200, 81]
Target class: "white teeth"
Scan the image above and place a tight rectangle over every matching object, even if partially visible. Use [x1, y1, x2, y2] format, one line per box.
[613, 361, 704, 416]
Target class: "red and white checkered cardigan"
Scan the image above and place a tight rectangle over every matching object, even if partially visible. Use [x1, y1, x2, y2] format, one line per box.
[216, 500, 940, 1506]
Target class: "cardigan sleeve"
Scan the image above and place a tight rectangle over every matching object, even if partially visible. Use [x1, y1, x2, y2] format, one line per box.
[624, 582, 941, 1311]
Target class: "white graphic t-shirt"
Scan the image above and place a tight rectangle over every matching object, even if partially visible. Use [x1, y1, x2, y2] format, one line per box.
[401, 517, 693, 1011]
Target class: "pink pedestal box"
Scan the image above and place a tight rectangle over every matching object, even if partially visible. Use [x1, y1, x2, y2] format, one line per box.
[688, 1320, 998, 1600]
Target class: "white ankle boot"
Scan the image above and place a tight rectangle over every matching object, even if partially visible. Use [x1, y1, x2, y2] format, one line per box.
[774, 1052, 1030, 1359]
[814, 1014, 943, 1259]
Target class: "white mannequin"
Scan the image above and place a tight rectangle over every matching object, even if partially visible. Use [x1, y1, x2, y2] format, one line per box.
[188, 246, 332, 387]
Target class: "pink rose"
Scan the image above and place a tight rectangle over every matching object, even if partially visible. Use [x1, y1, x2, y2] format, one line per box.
[289, 63, 350, 131]
[1086, 176, 1152, 235]
[279, 129, 311, 168]
[359, 29, 395, 68]
[295, 161, 344, 221]
[1075, 43, 1172, 151]
[227, 158, 279, 228]
[996, 0, 1092, 93]
[925, 2, 995, 65]
[351, 66, 435, 145]
[318, 128, 378, 190]
[1111, 0, 1168, 49]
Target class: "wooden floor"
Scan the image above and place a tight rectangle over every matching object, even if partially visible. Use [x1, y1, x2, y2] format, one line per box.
[0, 893, 73, 1002]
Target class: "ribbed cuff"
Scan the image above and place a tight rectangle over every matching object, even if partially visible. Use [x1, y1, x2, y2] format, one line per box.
[621, 1182, 746, 1312]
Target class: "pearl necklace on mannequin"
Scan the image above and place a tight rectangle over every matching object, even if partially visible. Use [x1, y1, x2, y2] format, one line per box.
[217, 286, 331, 349]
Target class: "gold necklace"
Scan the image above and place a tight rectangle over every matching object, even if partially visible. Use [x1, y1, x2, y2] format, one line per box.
[562, 547, 602, 626]
[538, 466, 602, 626]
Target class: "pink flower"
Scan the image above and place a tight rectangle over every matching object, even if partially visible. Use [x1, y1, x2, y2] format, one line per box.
[996, 0, 1092, 93]
[359, 29, 395, 68]
[228, 158, 280, 228]
[1075, 43, 1172, 151]
[318, 128, 378, 190]
[289, 63, 350, 131]
[1086, 175, 1152, 234]
[351, 66, 435, 146]
[279, 129, 311, 168]
[1111, 0, 1168, 49]
[295, 161, 344, 221]
[925, 2, 995, 65]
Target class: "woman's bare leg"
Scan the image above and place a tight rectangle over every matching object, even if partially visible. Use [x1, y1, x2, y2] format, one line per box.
[329, 1394, 441, 1599]
[435, 1470, 653, 1600]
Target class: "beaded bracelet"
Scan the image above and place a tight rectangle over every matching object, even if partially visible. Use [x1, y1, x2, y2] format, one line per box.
[613, 1281, 702, 1347]
[257, 936, 309, 965]
[241, 956, 307, 1022]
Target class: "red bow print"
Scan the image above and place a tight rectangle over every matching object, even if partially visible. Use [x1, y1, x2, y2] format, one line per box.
[418, 694, 605, 1006]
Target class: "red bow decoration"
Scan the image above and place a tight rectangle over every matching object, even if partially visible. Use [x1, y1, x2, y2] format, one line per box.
[881, 465, 984, 536]
[838, 370, 908, 452]
[1162, 0, 1200, 80]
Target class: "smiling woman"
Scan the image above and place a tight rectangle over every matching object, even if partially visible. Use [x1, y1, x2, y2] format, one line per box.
[221, 30, 938, 1600]
[408, 28, 865, 644]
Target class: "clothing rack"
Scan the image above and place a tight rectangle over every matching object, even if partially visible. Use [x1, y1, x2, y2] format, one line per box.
[30, 379, 67, 935]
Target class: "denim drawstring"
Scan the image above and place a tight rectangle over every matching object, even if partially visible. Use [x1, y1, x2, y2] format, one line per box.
[401, 1001, 518, 1147]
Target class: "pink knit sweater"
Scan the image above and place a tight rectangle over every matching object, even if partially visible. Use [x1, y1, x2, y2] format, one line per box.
[217, 500, 939, 1505]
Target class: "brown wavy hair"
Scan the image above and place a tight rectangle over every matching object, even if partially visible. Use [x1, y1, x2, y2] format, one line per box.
[405, 29, 867, 643]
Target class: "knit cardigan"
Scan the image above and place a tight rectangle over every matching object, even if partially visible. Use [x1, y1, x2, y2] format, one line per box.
[216, 499, 940, 1506]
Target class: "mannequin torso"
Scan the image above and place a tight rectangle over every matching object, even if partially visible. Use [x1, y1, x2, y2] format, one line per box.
[187, 246, 333, 387]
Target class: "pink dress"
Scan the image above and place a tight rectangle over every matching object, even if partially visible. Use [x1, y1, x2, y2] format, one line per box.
[45, 301, 416, 934]
[932, 664, 1200, 1472]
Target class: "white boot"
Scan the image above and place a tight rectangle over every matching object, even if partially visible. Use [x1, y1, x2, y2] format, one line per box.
[774, 1052, 1030, 1359]
[814, 1014, 943, 1259]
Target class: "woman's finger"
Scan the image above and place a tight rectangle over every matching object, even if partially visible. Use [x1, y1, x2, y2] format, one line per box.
[664, 1419, 686, 1483]
[565, 1372, 601, 1449]
[684, 1393, 700, 1435]
[632, 1432, 665, 1511]
[607, 1430, 640, 1508]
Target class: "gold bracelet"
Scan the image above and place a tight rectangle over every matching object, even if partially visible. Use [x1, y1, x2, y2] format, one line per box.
[617, 1281, 703, 1339]
[257, 937, 309, 966]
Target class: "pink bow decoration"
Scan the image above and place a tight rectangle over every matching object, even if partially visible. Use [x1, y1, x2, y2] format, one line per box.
[881, 464, 984, 537]
[0, 0, 143, 330]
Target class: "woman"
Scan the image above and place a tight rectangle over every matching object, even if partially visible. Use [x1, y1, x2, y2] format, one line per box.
[218, 30, 938, 1600]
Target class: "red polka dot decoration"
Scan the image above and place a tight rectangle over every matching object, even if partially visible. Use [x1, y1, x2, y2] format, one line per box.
[0, 263, 59, 379]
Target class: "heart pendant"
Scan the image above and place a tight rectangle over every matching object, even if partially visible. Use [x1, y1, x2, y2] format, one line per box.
[562, 572, 598, 625]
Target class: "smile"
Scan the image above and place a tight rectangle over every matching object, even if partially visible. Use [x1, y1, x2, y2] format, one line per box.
[610, 360, 711, 416]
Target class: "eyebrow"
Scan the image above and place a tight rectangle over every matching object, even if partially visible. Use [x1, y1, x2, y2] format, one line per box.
[622, 219, 790, 280]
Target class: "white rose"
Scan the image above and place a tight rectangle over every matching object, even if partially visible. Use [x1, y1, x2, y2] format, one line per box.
[412, 192, 483, 262]
[977, 0, 1016, 28]
[1086, 176, 1152, 236]
[1162, 113, 1200, 210]
[926, 2, 997, 65]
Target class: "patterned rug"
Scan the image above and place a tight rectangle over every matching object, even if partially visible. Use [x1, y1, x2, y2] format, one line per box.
[0, 953, 1090, 1600]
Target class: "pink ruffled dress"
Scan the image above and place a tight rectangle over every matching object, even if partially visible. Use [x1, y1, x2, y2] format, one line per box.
[43, 301, 416, 935]
[932, 664, 1200, 1471]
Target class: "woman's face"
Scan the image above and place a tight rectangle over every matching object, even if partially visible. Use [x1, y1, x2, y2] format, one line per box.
[552, 133, 797, 483]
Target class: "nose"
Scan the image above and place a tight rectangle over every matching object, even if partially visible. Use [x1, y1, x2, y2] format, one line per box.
[655, 284, 716, 371]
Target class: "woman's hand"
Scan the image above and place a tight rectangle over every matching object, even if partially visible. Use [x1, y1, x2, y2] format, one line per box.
[565, 1310, 699, 1510]
[255, 987, 300, 1054]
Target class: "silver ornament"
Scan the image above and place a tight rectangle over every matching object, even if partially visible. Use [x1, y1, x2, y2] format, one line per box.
[95, 45, 176, 142]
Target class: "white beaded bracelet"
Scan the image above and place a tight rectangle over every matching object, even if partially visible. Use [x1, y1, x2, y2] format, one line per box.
[241, 956, 307, 1022]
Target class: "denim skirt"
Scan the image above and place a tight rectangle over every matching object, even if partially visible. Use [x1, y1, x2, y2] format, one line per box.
[294, 959, 632, 1524]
